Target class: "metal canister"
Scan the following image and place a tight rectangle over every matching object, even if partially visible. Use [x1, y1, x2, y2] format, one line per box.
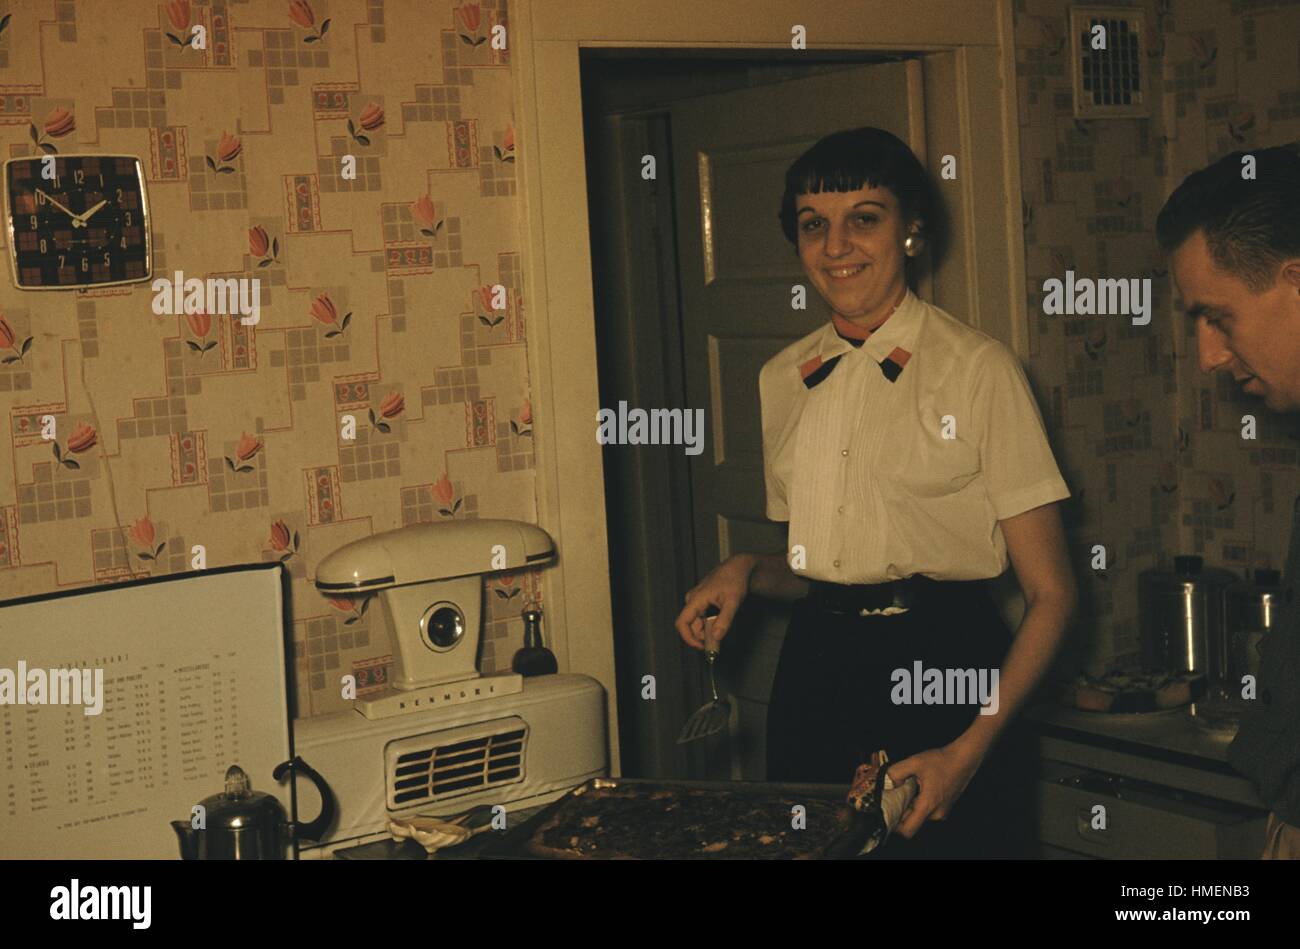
[1224, 569, 1286, 693]
[1138, 555, 1236, 676]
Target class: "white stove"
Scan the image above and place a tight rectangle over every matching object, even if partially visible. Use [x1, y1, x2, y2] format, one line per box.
[297, 520, 609, 858]
[294, 673, 606, 858]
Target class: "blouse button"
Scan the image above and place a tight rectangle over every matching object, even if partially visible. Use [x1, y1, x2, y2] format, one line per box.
[838, 506, 844, 513]
[833, 559, 841, 567]
[841, 449, 849, 457]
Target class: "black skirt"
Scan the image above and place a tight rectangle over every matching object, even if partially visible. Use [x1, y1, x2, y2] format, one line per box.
[766, 578, 1038, 859]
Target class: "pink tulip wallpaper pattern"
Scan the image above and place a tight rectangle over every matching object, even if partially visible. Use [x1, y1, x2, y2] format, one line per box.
[0, 0, 538, 716]
[3, 0, 1300, 716]
[1013, 0, 1300, 672]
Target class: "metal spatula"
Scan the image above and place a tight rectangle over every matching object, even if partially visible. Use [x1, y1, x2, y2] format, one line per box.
[677, 634, 730, 744]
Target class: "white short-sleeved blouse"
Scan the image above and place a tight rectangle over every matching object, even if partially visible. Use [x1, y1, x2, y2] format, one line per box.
[759, 290, 1070, 584]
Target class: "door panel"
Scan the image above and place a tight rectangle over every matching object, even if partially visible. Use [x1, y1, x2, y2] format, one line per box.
[700, 143, 817, 283]
[707, 335, 775, 465]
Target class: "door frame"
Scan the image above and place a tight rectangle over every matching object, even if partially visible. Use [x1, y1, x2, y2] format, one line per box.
[510, 0, 1027, 774]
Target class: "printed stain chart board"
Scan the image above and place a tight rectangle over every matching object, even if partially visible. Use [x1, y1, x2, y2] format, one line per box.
[0, 564, 294, 858]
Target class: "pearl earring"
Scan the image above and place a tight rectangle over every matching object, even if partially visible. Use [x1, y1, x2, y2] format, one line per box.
[904, 235, 920, 255]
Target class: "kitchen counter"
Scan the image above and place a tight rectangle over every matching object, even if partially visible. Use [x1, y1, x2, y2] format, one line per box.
[1025, 701, 1267, 812]
[1025, 702, 1237, 766]
[329, 706, 1269, 860]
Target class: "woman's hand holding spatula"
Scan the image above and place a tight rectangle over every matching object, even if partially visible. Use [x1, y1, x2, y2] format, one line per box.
[674, 558, 755, 743]
[674, 555, 755, 651]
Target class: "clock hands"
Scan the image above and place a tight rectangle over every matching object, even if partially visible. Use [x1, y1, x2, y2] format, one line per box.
[74, 200, 108, 225]
[34, 188, 109, 229]
[36, 188, 86, 227]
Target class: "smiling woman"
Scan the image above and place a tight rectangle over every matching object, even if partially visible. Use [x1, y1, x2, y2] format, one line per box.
[779, 127, 941, 327]
[676, 127, 1078, 859]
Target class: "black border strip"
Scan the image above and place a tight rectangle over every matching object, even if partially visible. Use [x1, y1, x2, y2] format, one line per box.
[314, 576, 395, 591]
[0, 560, 282, 609]
[313, 547, 555, 591]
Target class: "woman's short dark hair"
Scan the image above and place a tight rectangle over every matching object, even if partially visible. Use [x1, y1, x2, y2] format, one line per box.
[1155, 142, 1300, 291]
[778, 127, 945, 263]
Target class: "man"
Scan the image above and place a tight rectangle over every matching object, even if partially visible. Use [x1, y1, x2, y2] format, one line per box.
[1155, 142, 1300, 858]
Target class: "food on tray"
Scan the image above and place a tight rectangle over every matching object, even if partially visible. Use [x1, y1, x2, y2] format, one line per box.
[1058, 668, 1201, 713]
[523, 748, 922, 859]
[524, 781, 855, 859]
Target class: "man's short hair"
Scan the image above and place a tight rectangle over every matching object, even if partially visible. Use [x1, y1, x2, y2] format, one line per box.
[1156, 142, 1300, 291]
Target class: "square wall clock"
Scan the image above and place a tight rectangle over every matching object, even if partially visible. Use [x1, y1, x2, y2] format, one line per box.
[4, 154, 152, 290]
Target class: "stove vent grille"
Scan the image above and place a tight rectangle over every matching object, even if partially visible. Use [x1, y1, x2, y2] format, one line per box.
[385, 715, 528, 809]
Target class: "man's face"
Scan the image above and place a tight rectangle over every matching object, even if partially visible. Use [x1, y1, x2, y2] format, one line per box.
[1170, 229, 1300, 412]
[795, 185, 911, 323]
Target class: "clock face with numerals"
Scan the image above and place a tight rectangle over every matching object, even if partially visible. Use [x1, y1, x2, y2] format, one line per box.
[4, 154, 152, 289]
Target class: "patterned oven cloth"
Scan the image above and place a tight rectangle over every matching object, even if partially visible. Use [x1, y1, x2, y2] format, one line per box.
[847, 750, 919, 855]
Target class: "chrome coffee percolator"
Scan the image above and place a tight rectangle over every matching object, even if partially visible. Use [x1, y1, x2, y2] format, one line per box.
[1138, 555, 1236, 677]
[171, 758, 334, 860]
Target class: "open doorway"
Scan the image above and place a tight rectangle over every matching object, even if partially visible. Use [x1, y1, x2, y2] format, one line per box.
[511, 3, 1027, 783]
[581, 50, 930, 780]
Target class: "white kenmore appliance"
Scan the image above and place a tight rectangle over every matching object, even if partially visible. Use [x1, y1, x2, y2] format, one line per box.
[296, 520, 607, 857]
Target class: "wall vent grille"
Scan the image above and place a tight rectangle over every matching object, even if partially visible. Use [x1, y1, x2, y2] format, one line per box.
[1070, 6, 1149, 118]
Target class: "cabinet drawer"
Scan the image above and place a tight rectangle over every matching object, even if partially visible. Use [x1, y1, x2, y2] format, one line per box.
[1038, 761, 1267, 859]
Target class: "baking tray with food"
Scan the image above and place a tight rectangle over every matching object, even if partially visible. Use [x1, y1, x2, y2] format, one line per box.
[480, 756, 916, 860]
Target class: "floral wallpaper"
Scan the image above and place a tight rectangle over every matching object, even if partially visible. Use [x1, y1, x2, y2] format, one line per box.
[0, 0, 538, 716]
[3, 0, 1299, 713]
[1013, 0, 1300, 672]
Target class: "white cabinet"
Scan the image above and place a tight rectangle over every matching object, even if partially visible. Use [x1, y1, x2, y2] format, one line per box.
[1030, 706, 1269, 860]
